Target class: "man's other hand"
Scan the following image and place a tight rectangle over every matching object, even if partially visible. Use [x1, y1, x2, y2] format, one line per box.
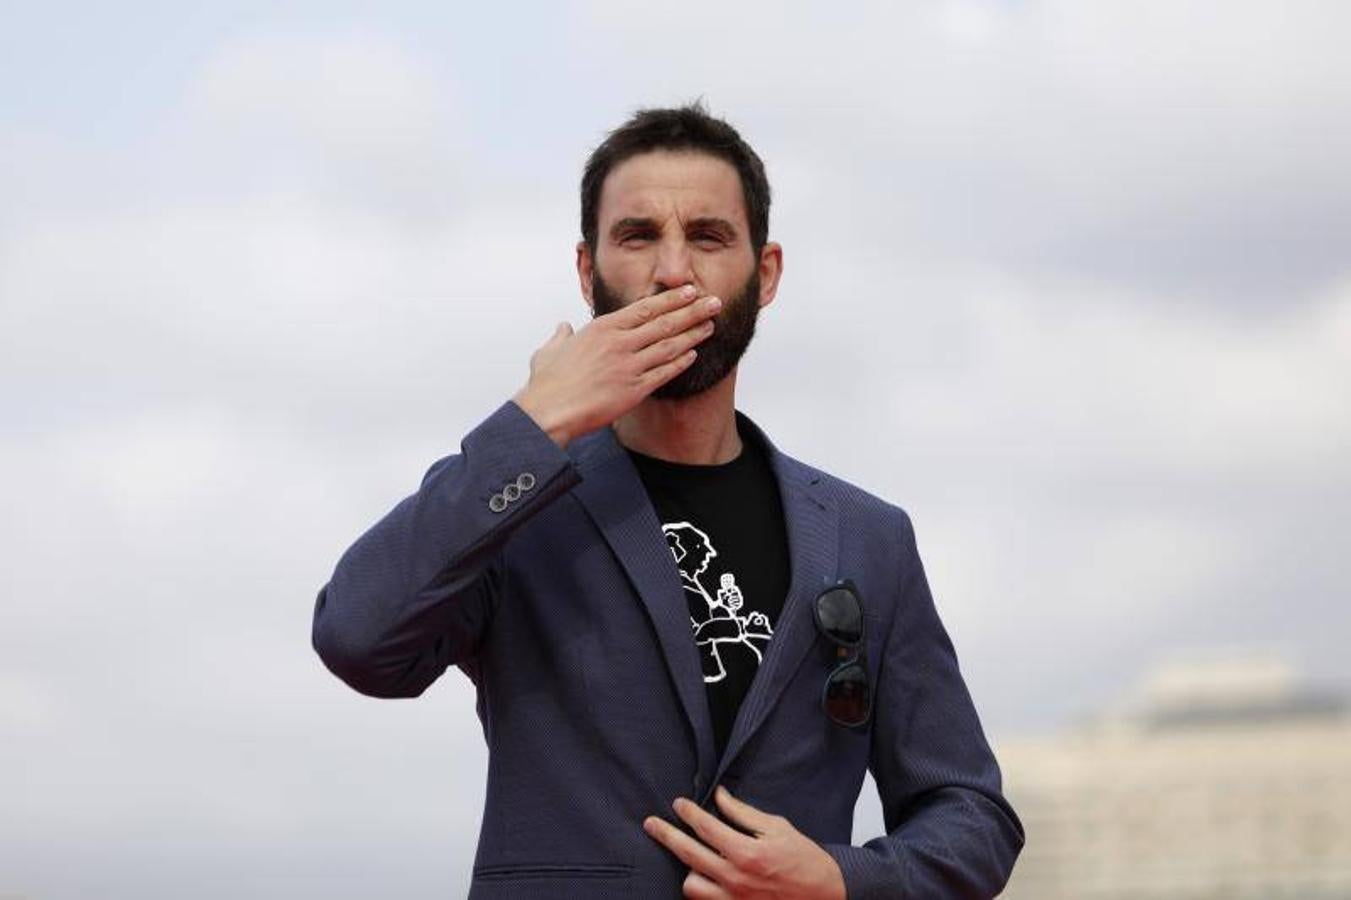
[643, 785, 847, 899]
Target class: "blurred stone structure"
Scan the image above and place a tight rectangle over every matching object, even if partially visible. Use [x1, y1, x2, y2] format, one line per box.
[998, 654, 1351, 899]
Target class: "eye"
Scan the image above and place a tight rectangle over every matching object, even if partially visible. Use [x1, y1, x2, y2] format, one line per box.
[692, 231, 727, 246]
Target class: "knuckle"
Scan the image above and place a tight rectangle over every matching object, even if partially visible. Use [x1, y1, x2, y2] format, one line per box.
[741, 848, 770, 878]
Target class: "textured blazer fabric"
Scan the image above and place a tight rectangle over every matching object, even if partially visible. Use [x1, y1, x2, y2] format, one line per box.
[312, 399, 1024, 898]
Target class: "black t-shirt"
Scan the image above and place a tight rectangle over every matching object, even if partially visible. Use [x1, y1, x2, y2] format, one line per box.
[625, 421, 791, 760]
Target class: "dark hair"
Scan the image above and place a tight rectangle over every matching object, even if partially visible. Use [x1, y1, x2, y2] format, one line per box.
[580, 101, 771, 255]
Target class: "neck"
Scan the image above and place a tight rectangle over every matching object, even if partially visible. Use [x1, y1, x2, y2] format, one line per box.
[612, 369, 742, 465]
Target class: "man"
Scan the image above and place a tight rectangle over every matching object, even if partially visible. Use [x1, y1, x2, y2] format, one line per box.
[312, 102, 1024, 898]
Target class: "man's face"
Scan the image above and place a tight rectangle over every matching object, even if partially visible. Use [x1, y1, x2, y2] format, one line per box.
[583, 149, 773, 400]
[592, 265, 760, 400]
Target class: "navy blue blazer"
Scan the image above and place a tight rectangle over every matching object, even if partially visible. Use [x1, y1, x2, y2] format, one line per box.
[312, 399, 1023, 898]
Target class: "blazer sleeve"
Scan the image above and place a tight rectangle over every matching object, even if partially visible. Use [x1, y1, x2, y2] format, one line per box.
[821, 510, 1025, 899]
[310, 398, 582, 699]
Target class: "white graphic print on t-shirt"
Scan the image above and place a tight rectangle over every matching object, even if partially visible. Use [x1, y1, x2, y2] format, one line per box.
[661, 520, 774, 683]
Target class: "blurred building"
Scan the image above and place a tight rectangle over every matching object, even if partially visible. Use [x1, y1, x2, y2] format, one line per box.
[998, 654, 1351, 899]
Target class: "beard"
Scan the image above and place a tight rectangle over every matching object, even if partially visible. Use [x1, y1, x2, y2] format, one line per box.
[591, 266, 762, 400]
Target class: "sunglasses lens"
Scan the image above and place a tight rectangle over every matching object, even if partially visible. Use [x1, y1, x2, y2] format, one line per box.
[816, 587, 863, 646]
[825, 662, 870, 726]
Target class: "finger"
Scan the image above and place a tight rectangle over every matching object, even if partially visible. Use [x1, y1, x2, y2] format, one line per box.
[713, 786, 780, 837]
[628, 293, 722, 351]
[611, 283, 700, 331]
[637, 347, 698, 390]
[672, 796, 758, 860]
[682, 869, 734, 900]
[633, 317, 714, 374]
[643, 815, 739, 886]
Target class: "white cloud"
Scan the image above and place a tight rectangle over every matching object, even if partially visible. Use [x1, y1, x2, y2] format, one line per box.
[176, 29, 464, 216]
[189, 31, 446, 149]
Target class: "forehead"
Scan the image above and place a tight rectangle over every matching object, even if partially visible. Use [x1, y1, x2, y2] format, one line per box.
[597, 150, 747, 227]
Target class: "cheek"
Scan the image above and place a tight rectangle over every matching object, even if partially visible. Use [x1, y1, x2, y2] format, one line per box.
[600, 254, 656, 294]
[692, 258, 745, 296]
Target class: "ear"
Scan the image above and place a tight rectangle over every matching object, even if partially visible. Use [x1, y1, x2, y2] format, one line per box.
[576, 240, 595, 313]
[756, 241, 784, 310]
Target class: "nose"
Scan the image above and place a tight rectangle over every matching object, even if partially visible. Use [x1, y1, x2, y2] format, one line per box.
[651, 234, 696, 294]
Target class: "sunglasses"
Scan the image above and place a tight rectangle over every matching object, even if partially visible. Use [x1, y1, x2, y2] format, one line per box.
[812, 578, 871, 728]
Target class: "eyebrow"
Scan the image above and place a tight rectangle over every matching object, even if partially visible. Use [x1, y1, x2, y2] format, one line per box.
[608, 216, 740, 241]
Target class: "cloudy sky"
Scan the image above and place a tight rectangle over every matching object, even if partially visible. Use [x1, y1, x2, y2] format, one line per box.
[2, 1, 1348, 897]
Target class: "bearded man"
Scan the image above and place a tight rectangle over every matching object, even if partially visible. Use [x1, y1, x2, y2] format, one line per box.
[312, 101, 1024, 899]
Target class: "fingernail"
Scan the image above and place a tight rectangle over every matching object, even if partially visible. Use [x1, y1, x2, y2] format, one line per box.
[706, 296, 722, 310]
[682, 285, 697, 298]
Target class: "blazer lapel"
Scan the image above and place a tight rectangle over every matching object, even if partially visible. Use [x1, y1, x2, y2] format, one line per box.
[568, 426, 720, 783]
[566, 410, 840, 795]
[712, 413, 839, 786]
